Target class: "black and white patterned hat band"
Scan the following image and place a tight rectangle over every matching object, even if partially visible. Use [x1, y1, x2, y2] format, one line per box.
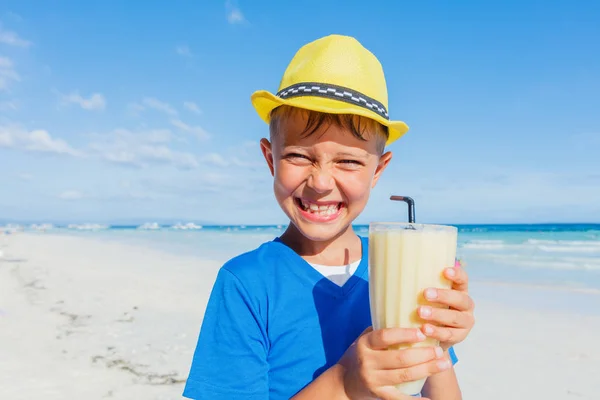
[276, 82, 389, 120]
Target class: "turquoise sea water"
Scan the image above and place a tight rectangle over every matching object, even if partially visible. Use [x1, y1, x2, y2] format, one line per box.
[8, 223, 600, 292]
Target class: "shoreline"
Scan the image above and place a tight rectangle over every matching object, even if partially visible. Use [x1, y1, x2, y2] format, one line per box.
[2, 222, 600, 229]
[6, 231, 599, 296]
[1, 233, 599, 399]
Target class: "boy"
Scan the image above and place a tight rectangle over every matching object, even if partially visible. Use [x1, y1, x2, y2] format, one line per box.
[183, 34, 475, 400]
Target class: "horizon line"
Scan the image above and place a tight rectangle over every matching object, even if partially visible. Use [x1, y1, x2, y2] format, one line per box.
[2, 221, 600, 227]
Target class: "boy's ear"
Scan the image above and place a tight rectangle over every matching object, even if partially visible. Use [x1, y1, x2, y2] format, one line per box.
[372, 151, 393, 188]
[260, 138, 275, 176]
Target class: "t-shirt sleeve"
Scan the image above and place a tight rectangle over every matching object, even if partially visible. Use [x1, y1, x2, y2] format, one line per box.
[448, 345, 458, 365]
[183, 268, 269, 399]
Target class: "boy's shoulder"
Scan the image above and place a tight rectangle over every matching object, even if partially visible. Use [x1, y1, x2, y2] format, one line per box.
[220, 237, 286, 278]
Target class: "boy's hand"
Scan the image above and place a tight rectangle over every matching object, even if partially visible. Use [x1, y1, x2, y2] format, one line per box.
[338, 327, 452, 400]
[418, 264, 475, 350]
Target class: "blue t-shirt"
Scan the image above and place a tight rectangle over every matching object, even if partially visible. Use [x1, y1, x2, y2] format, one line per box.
[183, 236, 457, 399]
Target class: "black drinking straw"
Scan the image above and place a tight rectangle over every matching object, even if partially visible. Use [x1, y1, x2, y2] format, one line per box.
[390, 195, 415, 223]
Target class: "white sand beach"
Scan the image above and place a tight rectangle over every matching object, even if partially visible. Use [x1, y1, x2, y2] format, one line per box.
[1, 233, 599, 399]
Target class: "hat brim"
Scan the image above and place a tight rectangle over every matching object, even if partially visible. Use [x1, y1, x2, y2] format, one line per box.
[250, 90, 409, 146]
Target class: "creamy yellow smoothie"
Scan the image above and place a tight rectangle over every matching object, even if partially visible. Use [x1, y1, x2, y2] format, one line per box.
[369, 223, 458, 395]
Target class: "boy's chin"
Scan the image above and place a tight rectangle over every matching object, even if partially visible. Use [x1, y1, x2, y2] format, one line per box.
[292, 220, 353, 243]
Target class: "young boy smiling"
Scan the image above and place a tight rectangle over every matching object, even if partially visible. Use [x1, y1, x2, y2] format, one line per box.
[183, 34, 475, 400]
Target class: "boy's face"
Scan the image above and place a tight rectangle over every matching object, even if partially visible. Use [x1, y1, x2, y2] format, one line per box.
[260, 111, 392, 243]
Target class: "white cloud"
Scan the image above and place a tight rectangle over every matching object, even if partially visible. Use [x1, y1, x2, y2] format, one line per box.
[226, 1, 246, 24]
[183, 101, 201, 114]
[59, 190, 85, 200]
[0, 124, 82, 156]
[137, 171, 239, 199]
[5, 12, 24, 23]
[126, 102, 146, 116]
[116, 180, 159, 200]
[61, 91, 106, 111]
[132, 163, 273, 216]
[138, 144, 199, 168]
[0, 56, 20, 91]
[25, 130, 81, 155]
[572, 132, 600, 148]
[141, 97, 177, 116]
[197, 152, 262, 168]
[364, 167, 600, 224]
[87, 128, 173, 145]
[176, 45, 193, 58]
[0, 129, 13, 146]
[201, 153, 229, 167]
[88, 128, 199, 169]
[231, 156, 261, 168]
[17, 172, 33, 181]
[0, 57, 12, 68]
[170, 119, 209, 140]
[0, 100, 18, 111]
[139, 129, 172, 144]
[0, 25, 31, 47]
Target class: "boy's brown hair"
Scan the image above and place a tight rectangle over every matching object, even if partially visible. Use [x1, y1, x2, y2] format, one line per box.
[269, 106, 389, 155]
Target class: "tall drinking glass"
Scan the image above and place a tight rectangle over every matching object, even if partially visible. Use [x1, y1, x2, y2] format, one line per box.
[368, 222, 458, 395]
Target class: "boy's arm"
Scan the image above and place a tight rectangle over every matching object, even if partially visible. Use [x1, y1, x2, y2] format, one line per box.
[420, 351, 462, 400]
[292, 363, 461, 400]
[290, 364, 349, 400]
[183, 268, 269, 399]
[293, 329, 454, 400]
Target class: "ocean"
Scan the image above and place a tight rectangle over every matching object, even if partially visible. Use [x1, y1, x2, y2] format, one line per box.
[5, 222, 599, 293]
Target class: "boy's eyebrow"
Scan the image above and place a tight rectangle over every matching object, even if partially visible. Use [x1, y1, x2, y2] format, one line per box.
[282, 146, 370, 159]
[336, 151, 369, 159]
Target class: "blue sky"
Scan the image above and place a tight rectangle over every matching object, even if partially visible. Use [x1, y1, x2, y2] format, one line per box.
[0, 1, 599, 225]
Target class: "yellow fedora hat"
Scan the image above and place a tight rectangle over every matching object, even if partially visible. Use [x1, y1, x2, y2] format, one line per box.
[250, 34, 409, 145]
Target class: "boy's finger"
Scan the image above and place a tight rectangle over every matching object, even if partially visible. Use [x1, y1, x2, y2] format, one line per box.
[421, 323, 462, 343]
[375, 385, 432, 400]
[418, 306, 474, 329]
[423, 288, 474, 311]
[367, 327, 426, 350]
[377, 345, 444, 369]
[374, 355, 452, 387]
[444, 266, 469, 291]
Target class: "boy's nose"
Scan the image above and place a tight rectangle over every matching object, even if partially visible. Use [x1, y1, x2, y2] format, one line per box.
[307, 169, 335, 193]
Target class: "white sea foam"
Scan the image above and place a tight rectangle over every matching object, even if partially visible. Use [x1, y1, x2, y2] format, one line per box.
[137, 222, 161, 230]
[170, 222, 203, 230]
[459, 237, 600, 272]
[469, 239, 505, 244]
[538, 245, 600, 253]
[66, 223, 109, 231]
[513, 259, 600, 271]
[528, 239, 600, 254]
[463, 250, 600, 271]
[462, 238, 600, 254]
[461, 240, 510, 250]
[527, 239, 600, 247]
[1, 224, 24, 233]
[30, 223, 54, 231]
[462, 243, 507, 250]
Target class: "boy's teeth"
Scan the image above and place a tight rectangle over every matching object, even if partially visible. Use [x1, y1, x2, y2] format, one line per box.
[300, 200, 340, 214]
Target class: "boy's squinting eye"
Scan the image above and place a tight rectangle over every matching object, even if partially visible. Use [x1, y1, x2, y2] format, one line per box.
[338, 159, 364, 167]
[284, 152, 311, 161]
